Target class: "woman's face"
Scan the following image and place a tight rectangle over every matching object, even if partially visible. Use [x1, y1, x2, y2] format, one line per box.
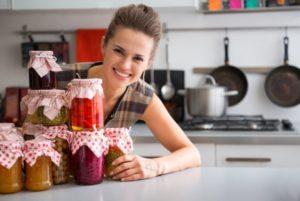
[102, 27, 154, 90]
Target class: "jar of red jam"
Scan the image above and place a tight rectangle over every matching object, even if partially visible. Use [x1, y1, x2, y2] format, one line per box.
[21, 89, 69, 126]
[28, 51, 62, 90]
[67, 79, 104, 131]
[71, 130, 108, 185]
[38, 125, 72, 185]
[0, 141, 23, 194]
[104, 128, 133, 177]
[23, 139, 61, 191]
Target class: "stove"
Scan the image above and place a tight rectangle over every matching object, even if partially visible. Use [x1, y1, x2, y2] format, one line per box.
[180, 115, 294, 131]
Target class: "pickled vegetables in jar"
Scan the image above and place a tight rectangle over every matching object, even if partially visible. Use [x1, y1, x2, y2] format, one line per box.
[28, 51, 62, 90]
[21, 89, 69, 126]
[0, 141, 23, 194]
[67, 79, 104, 131]
[23, 139, 61, 191]
[71, 130, 108, 185]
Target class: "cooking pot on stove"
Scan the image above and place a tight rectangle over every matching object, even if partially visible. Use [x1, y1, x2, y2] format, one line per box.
[178, 75, 238, 117]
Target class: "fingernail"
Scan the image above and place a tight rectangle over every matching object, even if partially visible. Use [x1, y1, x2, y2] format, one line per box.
[109, 171, 113, 176]
[121, 178, 125, 181]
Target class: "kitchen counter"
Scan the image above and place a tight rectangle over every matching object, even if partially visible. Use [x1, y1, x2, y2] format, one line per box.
[131, 123, 300, 144]
[1, 167, 300, 201]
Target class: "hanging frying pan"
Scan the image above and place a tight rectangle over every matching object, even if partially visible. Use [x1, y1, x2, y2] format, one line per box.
[210, 37, 248, 106]
[264, 36, 300, 107]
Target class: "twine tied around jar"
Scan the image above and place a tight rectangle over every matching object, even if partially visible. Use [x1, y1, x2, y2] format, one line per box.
[23, 139, 61, 167]
[0, 141, 23, 169]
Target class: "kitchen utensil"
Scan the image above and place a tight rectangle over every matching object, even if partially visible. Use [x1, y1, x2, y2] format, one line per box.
[150, 67, 158, 94]
[210, 37, 248, 106]
[178, 75, 238, 117]
[161, 43, 175, 100]
[264, 36, 300, 107]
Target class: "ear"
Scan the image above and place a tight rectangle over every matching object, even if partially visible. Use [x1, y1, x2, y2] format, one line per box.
[101, 36, 106, 56]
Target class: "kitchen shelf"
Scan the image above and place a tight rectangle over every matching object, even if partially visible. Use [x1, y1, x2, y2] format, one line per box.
[193, 67, 274, 74]
[199, 2, 300, 14]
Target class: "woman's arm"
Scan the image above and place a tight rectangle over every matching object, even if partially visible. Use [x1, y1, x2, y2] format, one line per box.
[109, 94, 201, 181]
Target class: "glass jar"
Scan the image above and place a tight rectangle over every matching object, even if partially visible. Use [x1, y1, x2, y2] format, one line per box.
[25, 156, 52, 191]
[23, 139, 61, 191]
[52, 137, 70, 185]
[0, 141, 23, 194]
[21, 89, 69, 126]
[72, 146, 105, 185]
[103, 128, 133, 177]
[71, 130, 108, 185]
[68, 79, 104, 131]
[28, 51, 62, 90]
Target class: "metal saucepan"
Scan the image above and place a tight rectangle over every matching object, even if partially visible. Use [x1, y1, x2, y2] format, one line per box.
[265, 36, 300, 107]
[210, 37, 248, 106]
[178, 75, 238, 117]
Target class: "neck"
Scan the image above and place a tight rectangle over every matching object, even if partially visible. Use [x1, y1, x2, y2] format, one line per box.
[102, 78, 126, 102]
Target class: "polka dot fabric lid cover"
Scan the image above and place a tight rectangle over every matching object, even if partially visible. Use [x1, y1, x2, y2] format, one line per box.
[23, 139, 61, 167]
[71, 129, 109, 158]
[0, 141, 23, 169]
[104, 127, 133, 154]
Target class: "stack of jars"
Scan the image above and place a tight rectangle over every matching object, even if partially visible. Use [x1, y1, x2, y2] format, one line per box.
[20, 50, 72, 188]
[0, 123, 24, 194]
[67, 78, 108, 185]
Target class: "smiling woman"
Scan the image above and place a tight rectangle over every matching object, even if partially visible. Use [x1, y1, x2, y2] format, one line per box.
[88, 4, 200, 181]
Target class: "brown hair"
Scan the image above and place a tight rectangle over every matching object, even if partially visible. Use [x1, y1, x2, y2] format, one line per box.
[104, 4, 162, 59]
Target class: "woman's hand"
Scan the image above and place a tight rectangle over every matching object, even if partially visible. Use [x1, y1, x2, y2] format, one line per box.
[109, 154, 160, 181]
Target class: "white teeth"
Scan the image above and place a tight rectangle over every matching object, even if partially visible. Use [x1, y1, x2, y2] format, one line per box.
[114, 68, 131, 78]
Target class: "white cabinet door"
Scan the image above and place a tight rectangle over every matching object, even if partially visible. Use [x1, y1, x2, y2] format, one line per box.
[216, 144, 300, 168]
[134, 143, 215, 167]
[0, 0, 10, 10]
[12, 0, 195, 10]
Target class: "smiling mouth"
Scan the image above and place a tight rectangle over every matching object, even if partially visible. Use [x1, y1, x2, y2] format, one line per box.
[113, 67, 132, 78]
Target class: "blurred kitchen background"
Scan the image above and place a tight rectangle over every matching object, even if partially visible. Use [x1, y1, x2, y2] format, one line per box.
[0, 0, 300, 124]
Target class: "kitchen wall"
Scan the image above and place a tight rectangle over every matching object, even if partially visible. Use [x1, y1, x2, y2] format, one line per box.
[0, 8, 300, 120]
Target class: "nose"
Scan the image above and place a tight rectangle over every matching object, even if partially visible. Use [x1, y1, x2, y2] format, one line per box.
[118, 57, 131, 72]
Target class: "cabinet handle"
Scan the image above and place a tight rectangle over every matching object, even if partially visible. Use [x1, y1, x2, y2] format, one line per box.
[226, 157, 271, 163]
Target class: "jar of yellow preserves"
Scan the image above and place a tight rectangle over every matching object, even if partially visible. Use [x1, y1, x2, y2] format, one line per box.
[23, 139, 61, 191]
[0, 141, 23, 194]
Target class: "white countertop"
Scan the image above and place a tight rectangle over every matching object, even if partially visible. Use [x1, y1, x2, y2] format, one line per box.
[131, 123, 300, 144]
[2, 167, 300, 201]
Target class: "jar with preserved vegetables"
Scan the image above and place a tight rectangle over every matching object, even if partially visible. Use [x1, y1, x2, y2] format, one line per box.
[28, 51, 62, 90]
[67, 79, 104, 131]
[0, 141, 23, 194]
[23, 139, 61, 191]
[103, 128, 133, 177]
[38, 125, 72, 185]
[21, 89, 69, 126]
[71, 130, 108, 185]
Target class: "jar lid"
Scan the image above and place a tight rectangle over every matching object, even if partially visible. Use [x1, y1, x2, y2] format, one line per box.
[70, 78, 102, 86]
[27, 89, 66, 97]
[0, 123, 15, 131]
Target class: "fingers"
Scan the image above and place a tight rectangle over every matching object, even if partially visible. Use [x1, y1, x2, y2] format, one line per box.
[112, 154, 135, 167]
[110, 160, 136, 177]
[121, 174, 144, 182]
[112, 167, 140, 180]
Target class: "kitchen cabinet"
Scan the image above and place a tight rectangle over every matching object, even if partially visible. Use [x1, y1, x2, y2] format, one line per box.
[134, 142, 215, 167]
[0, 0, 10, 10]
[12, 0, 195, 10]
[216, 144, 300, 167]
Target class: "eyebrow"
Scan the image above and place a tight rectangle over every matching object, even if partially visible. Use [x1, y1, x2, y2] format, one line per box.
[114, 45, 145, 58]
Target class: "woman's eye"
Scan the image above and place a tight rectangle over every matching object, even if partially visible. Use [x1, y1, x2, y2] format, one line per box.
[134, 57, 144, 62]
[114, 48, 123, 54]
